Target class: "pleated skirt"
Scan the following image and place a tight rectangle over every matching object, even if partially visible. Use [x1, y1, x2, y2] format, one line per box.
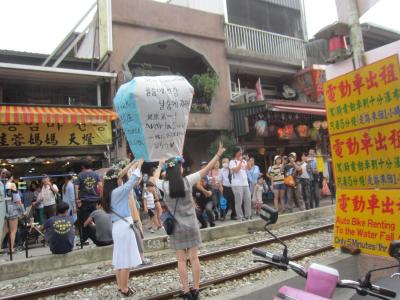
[112, 216, 142, 270]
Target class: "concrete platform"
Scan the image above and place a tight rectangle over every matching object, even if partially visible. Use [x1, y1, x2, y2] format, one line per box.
[0, 203, 335, 281]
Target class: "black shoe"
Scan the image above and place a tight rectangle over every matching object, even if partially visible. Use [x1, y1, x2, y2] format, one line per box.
[210, 223, 216, 227]
[179, 292, 193, 300]
[190, 288, 199, 300]
[200, 225, 208, 229]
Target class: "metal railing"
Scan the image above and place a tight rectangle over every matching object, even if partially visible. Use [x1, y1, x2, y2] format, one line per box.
[224, 23, 306, 63]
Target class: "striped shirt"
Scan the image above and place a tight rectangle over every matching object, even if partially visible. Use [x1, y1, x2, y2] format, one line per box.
[268, 165, 284, 185]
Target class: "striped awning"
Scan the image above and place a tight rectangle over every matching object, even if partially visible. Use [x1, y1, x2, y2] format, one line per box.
[0, 106, 118, 124]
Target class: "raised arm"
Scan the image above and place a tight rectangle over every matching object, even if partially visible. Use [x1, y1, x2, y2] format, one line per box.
[153, 158, 166, 182]
[199, 142, 226, 178]
[232, 160, 243, 174]
[118, 159, 140, 180]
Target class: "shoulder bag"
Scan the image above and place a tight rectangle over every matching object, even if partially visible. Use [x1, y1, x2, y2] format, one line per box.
[111, 209, 144, 239]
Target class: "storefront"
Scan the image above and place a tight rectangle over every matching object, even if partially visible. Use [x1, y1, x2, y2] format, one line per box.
[0, 105, 117, 178]
[231, 99, 330, 173]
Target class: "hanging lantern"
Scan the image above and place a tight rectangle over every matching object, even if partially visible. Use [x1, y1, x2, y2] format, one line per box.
[314, 22, 350, 64]
[254, 120, 267, 136]
[313, 120, 322, 129]
[296, 125, 309, 137]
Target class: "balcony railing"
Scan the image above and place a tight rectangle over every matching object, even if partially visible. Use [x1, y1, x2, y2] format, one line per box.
[224, 23, 306, 64]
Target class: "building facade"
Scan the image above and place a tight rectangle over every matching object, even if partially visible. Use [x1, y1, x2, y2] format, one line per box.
[105, 0, 232, 167]
[0, 49, 117, 177]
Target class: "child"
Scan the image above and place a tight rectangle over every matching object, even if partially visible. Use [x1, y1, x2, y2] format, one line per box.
[143, 181, 161, 233]
[252, 176, 264, 215]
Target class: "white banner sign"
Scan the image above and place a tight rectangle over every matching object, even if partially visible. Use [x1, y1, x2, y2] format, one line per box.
[113, 76, 194, 161]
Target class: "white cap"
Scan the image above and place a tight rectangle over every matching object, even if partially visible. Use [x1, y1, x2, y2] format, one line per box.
[289, 152, 297, 158]
[274, 155, 281, 162]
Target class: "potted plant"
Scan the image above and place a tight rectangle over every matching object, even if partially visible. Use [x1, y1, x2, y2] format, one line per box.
[190, 70, 219, 112]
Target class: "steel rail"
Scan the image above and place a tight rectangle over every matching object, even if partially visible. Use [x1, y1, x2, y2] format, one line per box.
[139, 245, 335, 300]
[0, 223, 333, 300]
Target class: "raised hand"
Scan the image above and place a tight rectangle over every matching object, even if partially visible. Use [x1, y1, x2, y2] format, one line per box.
[137, 158, 144, 169]
[217, 142, 226, 157]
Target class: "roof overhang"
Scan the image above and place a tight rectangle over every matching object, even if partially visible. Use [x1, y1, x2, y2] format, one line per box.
[0, 62, 116, 85]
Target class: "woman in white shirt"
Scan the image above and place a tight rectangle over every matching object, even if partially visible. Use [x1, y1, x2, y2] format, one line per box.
[37, 175, 59, 221]
[229, 147, 252, 220]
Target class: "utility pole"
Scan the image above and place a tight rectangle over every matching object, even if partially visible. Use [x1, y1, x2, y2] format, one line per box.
[335, 0, 367, 69]
[347, 0, 366, 68]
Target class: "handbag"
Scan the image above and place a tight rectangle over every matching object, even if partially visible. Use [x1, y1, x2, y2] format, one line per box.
[219, 195, 227, 210]
[284, 175, 296, 187]
[321, 180, 332, 196]
[160, 198, 178, 235]
[111, 209, 144, 239]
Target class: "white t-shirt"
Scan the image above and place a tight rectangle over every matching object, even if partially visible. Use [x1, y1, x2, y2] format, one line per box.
[300, 162, 310, 179]
[39, 184, 59, 207]
[156, 172, 201, 195]
[144, 190, 155, 209]
[229, 159, 249, 187]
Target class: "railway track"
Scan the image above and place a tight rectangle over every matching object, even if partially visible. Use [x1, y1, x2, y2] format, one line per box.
[0, 223, 334, 300]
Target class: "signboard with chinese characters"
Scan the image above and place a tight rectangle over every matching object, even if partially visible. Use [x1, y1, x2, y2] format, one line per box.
[331, 122, 400, 189]
[113, 76, 193, 161]
[334, 189, 400, 256]
[324, 55, 400, 135]
[324, 55, 400, 189]
[0, 123, 112, 147]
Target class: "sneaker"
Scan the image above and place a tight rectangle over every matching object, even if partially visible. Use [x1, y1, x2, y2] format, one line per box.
[190, 288, 199, 300]
[149, 228, 155, 233]
[179, 292, 193, 300]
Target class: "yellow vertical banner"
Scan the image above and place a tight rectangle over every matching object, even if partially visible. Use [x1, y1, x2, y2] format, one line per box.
[324, 55, 400, 257]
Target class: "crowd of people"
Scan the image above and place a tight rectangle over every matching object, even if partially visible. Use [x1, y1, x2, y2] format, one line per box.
[0, 144, 333, 299]
[191, 147, 331, 228]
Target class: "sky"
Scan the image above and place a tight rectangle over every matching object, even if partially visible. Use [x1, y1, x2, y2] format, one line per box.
[0, 0, 399, 54]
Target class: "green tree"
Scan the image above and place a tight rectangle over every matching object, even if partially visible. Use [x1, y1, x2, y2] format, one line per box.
[208, 133, 237, 159]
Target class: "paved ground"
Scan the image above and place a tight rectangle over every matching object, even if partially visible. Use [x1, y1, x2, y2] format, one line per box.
[0, 196, 335, 263]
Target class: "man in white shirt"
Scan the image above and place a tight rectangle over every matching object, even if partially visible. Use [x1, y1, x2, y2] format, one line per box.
[229, 147, 251, 220]
[299, 153, 312, 210]
[220, 158, 236, 220]
[308, 149, 321, 208]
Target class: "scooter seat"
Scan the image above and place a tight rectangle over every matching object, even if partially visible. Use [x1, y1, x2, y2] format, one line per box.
[275, 286, 331, 300]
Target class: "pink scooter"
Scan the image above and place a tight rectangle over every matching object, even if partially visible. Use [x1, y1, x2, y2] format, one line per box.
[252, 205, 400, 300]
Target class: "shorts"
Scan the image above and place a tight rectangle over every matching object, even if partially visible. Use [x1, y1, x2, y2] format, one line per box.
[148, 208, 155, 218]
[273, 183, 286, 191]
[5, 201, 19, 220]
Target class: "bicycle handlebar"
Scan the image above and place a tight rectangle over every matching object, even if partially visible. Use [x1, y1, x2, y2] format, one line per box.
[252, 248, 397, 299]
[338, 280, 396, 299]
[252, 248, 306, 277]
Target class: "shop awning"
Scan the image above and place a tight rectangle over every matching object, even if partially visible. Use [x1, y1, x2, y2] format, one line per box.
[266, 100, 326, 116]
[0, 105, 118, 124]
[269, 104, 326, 116]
